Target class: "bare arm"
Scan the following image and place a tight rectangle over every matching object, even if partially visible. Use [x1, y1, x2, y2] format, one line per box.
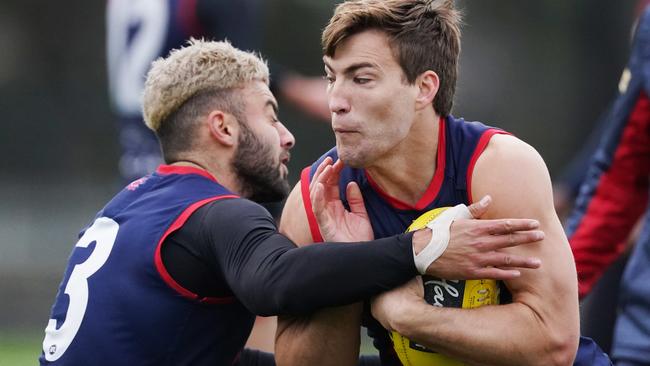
[275, 157, 546, 365]
[372, 135, 580, 366]
[275, 182, 362, 366]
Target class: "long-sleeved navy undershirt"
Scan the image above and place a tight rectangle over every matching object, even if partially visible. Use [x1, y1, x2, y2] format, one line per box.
[161, 197, 417, 316]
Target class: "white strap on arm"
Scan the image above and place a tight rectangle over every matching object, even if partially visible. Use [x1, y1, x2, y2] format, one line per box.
[413, 204, 473, 274]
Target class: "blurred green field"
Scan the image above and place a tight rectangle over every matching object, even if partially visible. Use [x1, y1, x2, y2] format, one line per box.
[0, 329, 376, 365]
[0, 331, 41, 366]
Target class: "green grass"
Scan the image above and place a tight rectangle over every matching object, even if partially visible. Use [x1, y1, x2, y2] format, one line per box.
[0, 329, 377, 365]
[0, 331, 42, 366]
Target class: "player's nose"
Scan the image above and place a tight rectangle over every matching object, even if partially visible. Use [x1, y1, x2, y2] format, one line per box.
[277, 122, 295, 149]
[328, 84, 351, 115]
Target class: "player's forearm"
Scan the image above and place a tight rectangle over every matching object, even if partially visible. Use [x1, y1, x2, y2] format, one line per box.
[390, 301, 578, 366]
[275, 304, 362, 366]
[236, 233, 416, 316]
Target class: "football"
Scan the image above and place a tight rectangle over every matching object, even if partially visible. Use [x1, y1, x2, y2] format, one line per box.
[390, 207, 501, 366]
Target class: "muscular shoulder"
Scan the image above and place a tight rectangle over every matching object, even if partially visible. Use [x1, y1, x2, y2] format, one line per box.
[472, 134, 578, 303]
[479, 134, 543, 165]
[472, 134, 554, 218]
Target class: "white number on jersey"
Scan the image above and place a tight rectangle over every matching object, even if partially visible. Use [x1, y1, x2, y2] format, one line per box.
[42, 217, 120, 361]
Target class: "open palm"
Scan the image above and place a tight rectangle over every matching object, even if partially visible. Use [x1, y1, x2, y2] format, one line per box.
[310, 157, 374, 242]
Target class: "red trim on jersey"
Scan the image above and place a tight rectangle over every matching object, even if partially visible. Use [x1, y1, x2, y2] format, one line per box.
[364, 116, 447, 211]
[154, 195, 239, 304]
[466, 130, 512, 203]
[571, 91, 650, 298]
[178, 0, 205, 37]
[300, 167, 324, 242]
[157, 165, 219, 183]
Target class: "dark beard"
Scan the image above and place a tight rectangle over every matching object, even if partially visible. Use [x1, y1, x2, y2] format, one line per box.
[232, 122, 289, 203]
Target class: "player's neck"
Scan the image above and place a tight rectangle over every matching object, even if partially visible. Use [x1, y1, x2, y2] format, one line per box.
[365, 112, 440, 206]
[170, 159, 209, 172]
[170, 157, 240, 194]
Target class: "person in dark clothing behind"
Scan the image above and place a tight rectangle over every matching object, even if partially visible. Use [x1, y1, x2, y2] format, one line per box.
[567, 4, 650, 365]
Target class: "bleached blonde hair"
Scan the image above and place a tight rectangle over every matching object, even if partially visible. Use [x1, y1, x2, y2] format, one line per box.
[142, 38, 269, 132]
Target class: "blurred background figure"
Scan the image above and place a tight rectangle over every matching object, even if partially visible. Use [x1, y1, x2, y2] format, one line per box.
[566, 2, 650, 365]
[106, 0, 329, 184]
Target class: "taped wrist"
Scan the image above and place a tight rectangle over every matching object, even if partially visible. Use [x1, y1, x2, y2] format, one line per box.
[413, 204, 473, 274]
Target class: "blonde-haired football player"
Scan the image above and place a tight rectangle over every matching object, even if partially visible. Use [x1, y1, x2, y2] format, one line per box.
[40, 39, 543, 366]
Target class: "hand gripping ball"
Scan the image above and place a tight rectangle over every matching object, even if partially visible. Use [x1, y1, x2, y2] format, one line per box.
[390, 207, 501, 366]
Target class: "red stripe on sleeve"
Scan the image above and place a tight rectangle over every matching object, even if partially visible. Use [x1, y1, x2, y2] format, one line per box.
[300, 167, 324, 243]
[570, 91, 650, 298]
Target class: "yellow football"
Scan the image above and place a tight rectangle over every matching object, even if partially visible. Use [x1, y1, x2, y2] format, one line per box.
[390, 207, 500, 366]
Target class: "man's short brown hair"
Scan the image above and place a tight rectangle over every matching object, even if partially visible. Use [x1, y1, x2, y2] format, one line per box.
[322, 0, 461, 116]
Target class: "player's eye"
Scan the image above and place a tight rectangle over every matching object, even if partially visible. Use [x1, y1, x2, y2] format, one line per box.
[354, 77, 371, 85]
[324, 75, 335, 84]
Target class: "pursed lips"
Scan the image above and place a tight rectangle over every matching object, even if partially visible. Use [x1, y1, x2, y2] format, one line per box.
[333, 126, 360, 134]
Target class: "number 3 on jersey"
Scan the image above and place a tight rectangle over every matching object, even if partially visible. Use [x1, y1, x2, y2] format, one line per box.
[42, 217, 119, 361]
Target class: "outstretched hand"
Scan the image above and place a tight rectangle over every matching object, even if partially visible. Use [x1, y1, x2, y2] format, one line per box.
[310, 157, 374, 242]
[419, 196, 544, 280]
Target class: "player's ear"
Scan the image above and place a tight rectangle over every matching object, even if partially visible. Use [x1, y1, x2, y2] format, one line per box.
[414, 70, 439, 111]
[206, 110, 237, 147]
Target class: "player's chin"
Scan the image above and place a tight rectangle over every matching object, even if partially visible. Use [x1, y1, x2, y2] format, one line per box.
[276, 178, 291, 201]
[276, 165, 291, 195]
[337, 149, 367, 168]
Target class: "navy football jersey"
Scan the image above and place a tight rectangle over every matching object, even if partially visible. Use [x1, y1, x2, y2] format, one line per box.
[301, 115, 509, 365]
[302, 116, 611, 365]
[40, 165, 253, 366]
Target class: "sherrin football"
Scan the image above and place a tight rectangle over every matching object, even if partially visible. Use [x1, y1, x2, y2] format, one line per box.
[389, 207, 500, 366]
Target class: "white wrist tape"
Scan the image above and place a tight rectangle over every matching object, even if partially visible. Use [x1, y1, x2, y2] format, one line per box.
[413, 204, 473, 274]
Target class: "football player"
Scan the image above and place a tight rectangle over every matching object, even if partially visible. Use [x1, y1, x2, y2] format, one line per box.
[277, 1, 611, 365]
[40, 39, 543, 366]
